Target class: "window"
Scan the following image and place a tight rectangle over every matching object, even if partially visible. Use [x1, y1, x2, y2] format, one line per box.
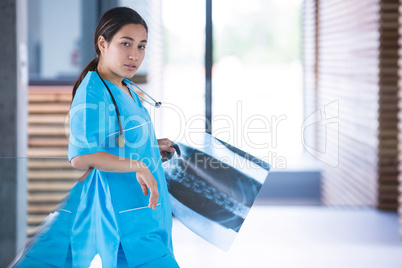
[28, 0, 83, 84]
[212, 0, 303, 169]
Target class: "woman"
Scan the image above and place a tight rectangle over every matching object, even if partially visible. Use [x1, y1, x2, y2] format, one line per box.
[13, 7, 179, 268]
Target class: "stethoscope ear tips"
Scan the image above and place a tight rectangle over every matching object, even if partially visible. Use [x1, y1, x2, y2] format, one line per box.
[155, 102, 162, 108]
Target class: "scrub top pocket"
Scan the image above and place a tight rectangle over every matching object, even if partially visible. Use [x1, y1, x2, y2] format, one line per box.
[118, 203, 171, 267]
[118, 203, 164, 237]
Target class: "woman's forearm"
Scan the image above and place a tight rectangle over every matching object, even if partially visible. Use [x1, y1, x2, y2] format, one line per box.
[72, 152, 159, 207]
[71, 151, 147, 173]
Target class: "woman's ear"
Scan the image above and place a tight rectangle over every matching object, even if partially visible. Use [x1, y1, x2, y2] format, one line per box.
[98, 36, 107, 54]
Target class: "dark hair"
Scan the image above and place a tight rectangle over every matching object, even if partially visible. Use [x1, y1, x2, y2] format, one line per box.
[72, 7, 148, 100]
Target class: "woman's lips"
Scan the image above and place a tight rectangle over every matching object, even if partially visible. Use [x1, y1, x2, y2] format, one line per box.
[125, 64, 137, 71]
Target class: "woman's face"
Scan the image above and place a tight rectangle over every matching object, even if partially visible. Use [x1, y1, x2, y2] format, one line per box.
[99, 23, 147, 80]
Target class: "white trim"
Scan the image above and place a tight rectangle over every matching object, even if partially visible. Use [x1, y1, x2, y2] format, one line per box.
[119, 203, 161, 214]
[107, 121, 152, 138]
[60, 209, 72, 213]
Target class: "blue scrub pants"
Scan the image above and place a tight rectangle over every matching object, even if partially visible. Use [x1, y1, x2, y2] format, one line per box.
[15, 243, 179, 267]
[63, 243, 179, 268]
[115, 243, 180, 268]
[15, 243, 179, 268]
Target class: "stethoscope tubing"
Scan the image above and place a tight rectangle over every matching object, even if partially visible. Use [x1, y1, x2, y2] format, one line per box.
[96, 69, 124, 137]
[125, 80, 162, 108]
[95, 68, 161, 146]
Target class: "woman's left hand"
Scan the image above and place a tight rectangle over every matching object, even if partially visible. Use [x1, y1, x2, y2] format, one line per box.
[157, 138, 176, 159]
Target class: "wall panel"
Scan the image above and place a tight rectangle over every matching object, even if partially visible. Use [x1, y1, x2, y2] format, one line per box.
[317, 0, 380, 206]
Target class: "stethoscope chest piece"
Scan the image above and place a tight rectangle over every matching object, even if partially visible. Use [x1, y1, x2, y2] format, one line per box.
[116, 135, 125, 147]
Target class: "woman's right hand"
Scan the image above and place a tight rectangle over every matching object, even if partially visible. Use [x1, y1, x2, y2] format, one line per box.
[136, 164, 159, 210]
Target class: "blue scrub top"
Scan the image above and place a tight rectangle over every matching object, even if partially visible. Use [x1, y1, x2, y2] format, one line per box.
[19, 71, 175, 267]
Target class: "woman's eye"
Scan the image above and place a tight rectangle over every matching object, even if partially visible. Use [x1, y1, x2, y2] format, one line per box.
[122, 42, 130, 47]
[139, 45, 146, 50]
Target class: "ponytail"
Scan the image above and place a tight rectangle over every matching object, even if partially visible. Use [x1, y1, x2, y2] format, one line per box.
[71, 57, 99, 101]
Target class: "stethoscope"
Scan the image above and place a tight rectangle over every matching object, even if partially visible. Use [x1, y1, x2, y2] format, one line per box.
[95, 68, 161, 147]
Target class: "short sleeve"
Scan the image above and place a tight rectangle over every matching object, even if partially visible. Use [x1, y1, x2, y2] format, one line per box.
[68, 79, 111, 164]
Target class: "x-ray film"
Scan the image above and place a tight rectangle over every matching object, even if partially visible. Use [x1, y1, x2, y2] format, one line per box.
[163, 133, 271, 251]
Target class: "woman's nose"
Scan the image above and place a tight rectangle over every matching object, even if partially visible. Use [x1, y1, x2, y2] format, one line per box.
[129, 50, 139, 61]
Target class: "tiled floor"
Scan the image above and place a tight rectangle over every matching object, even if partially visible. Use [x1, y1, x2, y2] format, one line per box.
[172, 206, 402, 268]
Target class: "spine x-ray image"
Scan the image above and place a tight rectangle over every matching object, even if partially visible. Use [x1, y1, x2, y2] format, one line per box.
[163, 133, 270, 251]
